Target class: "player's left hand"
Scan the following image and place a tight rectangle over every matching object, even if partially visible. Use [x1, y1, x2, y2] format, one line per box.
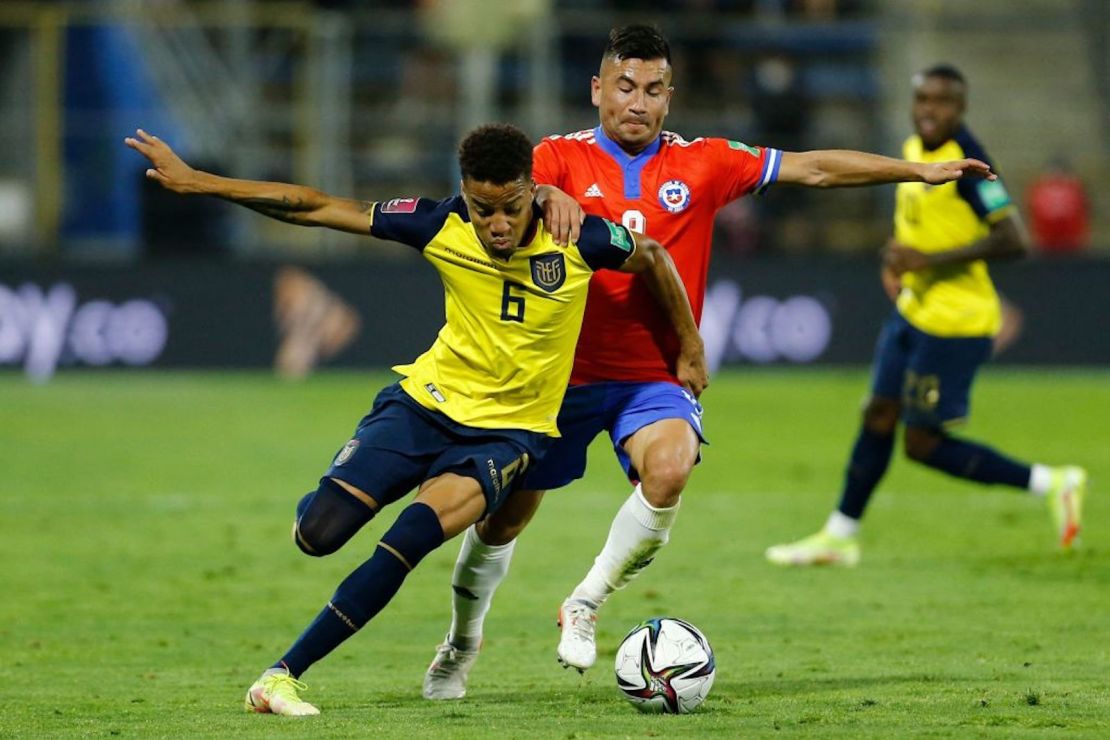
[536, 185, 585, 247]
[880, 236, 903, 299]
[883, 241, 931, 276]
[677, 341, 709, 398]
[921, 158, 996, 185]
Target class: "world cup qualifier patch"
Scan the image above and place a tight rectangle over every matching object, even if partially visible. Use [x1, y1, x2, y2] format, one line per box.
[658, 180, 691, 213]
[530, 252, 566, 293]
[381, 197, 419, 213]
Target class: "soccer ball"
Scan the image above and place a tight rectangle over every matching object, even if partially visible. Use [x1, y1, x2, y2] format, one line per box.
[614, 617, 716, 714]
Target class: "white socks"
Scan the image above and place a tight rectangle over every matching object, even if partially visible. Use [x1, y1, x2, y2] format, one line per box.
[1028, 464, 1053, 496]
[570, 484, 680, 608]
[825, 510, 860, 539]
[447, 525, 516, 652]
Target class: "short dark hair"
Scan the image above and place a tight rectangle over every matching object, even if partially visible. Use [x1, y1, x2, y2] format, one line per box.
[457, 123, 533, 185]
[603, 24, 671, 65]
[919, 63, 966, 87]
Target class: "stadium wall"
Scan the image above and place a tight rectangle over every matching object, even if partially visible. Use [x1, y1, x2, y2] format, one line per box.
[1, 256, 1107, 380]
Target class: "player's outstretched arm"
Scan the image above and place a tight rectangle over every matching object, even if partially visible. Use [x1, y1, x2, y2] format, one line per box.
[124, 129, 372, 235]
[777, 149, 996, 188]
[620, 236, 708, 397]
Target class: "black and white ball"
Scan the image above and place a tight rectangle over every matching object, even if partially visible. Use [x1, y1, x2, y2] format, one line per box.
[614, 617, 716, 714]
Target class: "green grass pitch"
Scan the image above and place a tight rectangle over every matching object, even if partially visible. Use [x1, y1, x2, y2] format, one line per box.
[2, 369, 1107, 737]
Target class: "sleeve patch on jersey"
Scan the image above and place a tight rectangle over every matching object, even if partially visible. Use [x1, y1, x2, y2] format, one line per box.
[381, 197, 420, 214]
[530, 253, 567, 293]
[728, 140, 762, 157]
[604, 219, 634, 252]
[976, 179, 1011, 211]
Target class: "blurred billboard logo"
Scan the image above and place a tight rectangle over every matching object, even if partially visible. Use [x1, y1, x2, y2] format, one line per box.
[273, 267, 361, 379]
[701, 280, 832, 369]
[0, 282, 168, 382]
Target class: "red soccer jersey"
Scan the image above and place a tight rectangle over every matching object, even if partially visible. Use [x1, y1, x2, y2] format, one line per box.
[534, 127, 780, 385]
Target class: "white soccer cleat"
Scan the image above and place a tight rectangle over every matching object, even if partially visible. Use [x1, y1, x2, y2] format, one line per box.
[422, 637, 480, 700]
[244, 669, 320, 716]
[557, 598, 598, 673]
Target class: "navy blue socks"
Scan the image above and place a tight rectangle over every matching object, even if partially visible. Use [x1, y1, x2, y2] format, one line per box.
[922, 436, 1031, 489]
[277, 502, 445, 677]
[836, 427, 895, 520]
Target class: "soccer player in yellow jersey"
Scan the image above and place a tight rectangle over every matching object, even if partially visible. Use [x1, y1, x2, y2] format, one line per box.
[126, 123, 705, 715]
[766, 65, 1088, 568]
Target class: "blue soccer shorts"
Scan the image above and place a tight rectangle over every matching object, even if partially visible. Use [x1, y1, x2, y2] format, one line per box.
[871, 310, 993, 429]
[520, 381, 706, 491]
[323, 383, 550, 515]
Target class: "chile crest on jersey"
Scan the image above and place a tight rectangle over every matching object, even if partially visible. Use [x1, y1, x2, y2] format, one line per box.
[658, 180, 691, 213]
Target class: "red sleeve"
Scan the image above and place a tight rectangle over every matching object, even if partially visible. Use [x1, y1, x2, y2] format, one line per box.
[702, 138, 781, 207]
[533, 138, 567, 189]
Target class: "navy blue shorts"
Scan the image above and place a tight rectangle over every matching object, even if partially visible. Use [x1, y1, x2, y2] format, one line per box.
[521, 381, 706, 491]
[871, 311, 993, 429]
[324, 383, 550, 515]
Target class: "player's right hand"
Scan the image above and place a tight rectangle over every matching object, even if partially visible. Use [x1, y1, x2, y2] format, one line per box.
[124, 129, 200, 194]
[536, 185, 585, 247]
[677, 341, 709, 399]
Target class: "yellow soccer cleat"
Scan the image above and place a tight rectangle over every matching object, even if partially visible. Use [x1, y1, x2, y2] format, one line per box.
[244, 669, 320, 717]
[1046, 466, 1088, 550]
[765, 530, 860, 567]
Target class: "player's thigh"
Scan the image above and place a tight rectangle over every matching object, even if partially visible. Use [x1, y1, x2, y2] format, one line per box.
[415, 473, 488, 540]
[901, 328, 992, 428]
[323, 383, 444, 508]
[519, 384, 610, 491]
[611, 382, 705, 484]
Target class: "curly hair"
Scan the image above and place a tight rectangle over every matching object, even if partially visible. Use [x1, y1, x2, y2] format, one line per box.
[603, 24, 671, 65]
[457, 123, 533, 185]
[919, 63, 967, 88]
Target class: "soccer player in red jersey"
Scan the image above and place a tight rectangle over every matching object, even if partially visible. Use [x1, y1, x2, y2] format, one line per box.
[424, 25, 996, 697]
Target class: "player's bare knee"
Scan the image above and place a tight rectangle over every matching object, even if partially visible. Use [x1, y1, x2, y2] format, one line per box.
[474, 516, 520, 546]
[904, 425, 942, 462]
[640, 463, 690, 508]
[862, 398, 900, 434]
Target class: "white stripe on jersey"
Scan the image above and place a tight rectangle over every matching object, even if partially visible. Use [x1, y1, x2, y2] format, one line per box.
[757, 148, 781, 192]
[548, 130, 595, 143]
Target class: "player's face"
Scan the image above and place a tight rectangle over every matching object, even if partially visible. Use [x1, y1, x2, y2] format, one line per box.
[911, 74, 966, 148]
[592, 55, 673, 155]
[461, 177, 536, 260]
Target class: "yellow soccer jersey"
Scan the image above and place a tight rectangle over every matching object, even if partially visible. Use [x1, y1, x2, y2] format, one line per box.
[894, 127, 1016, 337]
[369, 196, 636, 435]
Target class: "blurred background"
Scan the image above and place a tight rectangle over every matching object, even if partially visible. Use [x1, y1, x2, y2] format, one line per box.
[1, 0, 1107, 380]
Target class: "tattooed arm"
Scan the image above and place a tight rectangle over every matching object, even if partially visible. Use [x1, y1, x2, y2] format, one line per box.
[125, 129, 373, 235]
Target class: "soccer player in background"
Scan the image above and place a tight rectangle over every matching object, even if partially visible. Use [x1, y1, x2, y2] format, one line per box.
[765, 65, 1088, 568]
[424, 27, 999, 698]
[126, 123, 704, 715]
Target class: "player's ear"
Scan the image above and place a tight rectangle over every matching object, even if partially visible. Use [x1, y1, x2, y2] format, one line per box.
[591, 76, 602, 108]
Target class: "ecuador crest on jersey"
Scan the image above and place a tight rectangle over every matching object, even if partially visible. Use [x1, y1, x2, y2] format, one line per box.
[530, 253, 566, 293]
